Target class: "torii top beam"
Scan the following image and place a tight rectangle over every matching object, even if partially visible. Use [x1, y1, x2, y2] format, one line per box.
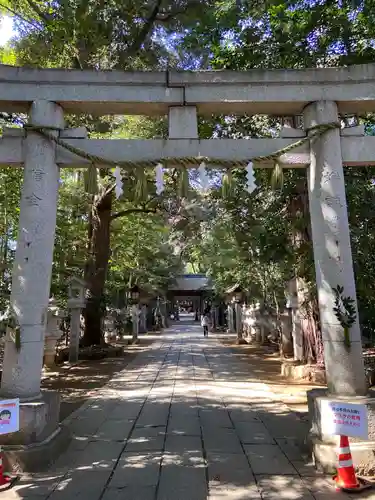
[1, 63, 375, 116]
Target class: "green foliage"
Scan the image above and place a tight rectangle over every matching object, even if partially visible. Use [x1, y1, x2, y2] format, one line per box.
[0, 304, 21, 350]
[134, 168, 149, 203]
[175, 1, 375, 345]
[0, 165, 22, 311]
[51, 170, 89, 299]
[3, 0, 375, 352]
[110, 209, 181, 295]
[270, 163, 284, 190]
[333, 285, 357, 349]
[0, 45, 17, 65]
[221, 170, 233, 199]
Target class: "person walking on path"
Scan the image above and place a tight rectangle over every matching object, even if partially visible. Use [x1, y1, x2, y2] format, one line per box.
[201, 309, 210, 337]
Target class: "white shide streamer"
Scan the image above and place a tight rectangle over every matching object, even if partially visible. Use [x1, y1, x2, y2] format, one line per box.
[246, 161, 257, 194]
[155, 163, 164, 194]
[113, 166, 123, 199]
[199, 161, 209, 192]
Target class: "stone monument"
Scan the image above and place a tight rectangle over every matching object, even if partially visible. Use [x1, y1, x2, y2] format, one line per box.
[67, 277, 86, 364]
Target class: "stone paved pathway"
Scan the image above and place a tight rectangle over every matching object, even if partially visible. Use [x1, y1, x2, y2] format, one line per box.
[8, 321, 355, 499]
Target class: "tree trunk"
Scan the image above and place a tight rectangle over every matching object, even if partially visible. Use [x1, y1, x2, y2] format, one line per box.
[289, 177, 324, 364]
[83, 190, 113, 346]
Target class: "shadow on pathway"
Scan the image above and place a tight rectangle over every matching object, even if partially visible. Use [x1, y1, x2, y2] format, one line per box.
[5, 321, 354, 499]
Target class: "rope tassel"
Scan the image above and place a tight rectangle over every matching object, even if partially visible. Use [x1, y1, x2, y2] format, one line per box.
[155, 163, 164, 195]
[113, 166, 123, 199]
[246, 162, 257, 194]
[198, 162, 209, 193]
[222, 169, 233, 198]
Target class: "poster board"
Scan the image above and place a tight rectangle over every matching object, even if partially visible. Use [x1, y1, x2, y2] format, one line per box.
[321, 400, 368, 439]
[0, 399, 19, 435]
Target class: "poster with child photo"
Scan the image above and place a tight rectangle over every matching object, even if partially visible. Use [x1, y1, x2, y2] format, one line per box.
[0, 400, 19, 435]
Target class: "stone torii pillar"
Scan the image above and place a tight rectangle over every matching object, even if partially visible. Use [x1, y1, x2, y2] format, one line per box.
[304, 100, 366, 397]
[303, 100, 372, 473]
[1, 100, 64, 400]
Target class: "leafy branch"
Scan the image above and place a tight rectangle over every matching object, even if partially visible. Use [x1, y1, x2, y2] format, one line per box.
[0, 1, 42, 30]
[111, 207, 157, 221]
[155, 0, 203, 21]
[0, 304, 21, 351]
[126, 0, 163, 58]
[333, 285, 356, 350]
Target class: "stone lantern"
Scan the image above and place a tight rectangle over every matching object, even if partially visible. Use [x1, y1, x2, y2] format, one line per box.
[225, 284, 246, 343]
[234, 289, 246, 344]
[252, 301, 262, 344]
[68, 276, 86, 308]
[67, 276, 86, 363]
[286, 278, 302, 360]
[44, 298, 65, 368]
[104, 308, 116, 342]
[126, 285, 141, 343]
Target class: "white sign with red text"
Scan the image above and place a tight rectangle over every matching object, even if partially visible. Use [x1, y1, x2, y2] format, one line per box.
[0, 399, 19, 435]
[321, 400, 368, 439]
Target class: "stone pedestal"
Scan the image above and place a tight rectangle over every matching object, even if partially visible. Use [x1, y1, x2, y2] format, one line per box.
[0, 392, 70, 472]
[291, 307, 303, 360]
[159, 300, 167, 328]
[227, 305, 235, 333]
[104, 315, 116, 342]
[214, 306, 219, 331]
[44, 301, 64, 368]
[243, 305, 254, 341]
[307, 388, 375, 475]
[253, 303, 262, 344]
[68, 277, 86, 363]
[260, 312, 270, 344]
[280, 310, 294, 357]
[139, 305, 147, 333]
[131, 304, 140, 343]
[68, 308, 81, 363]
[287, 277, 304, 361]
[235, 303, 246, 344]
[146, 302, 155, 331]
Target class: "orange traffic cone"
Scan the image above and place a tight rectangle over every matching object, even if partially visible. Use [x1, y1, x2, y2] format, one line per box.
[334, 435, 359, 490]
[0, 446, 17, 491]
[333, 436, 371, 493]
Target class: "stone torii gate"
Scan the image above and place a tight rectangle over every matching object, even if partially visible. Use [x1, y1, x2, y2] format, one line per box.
[1, 63, 375, 470]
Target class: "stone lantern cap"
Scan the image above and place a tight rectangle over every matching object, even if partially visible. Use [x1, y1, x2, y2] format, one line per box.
[225, 284, 243, 303]
[67, 276, 87, 308]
